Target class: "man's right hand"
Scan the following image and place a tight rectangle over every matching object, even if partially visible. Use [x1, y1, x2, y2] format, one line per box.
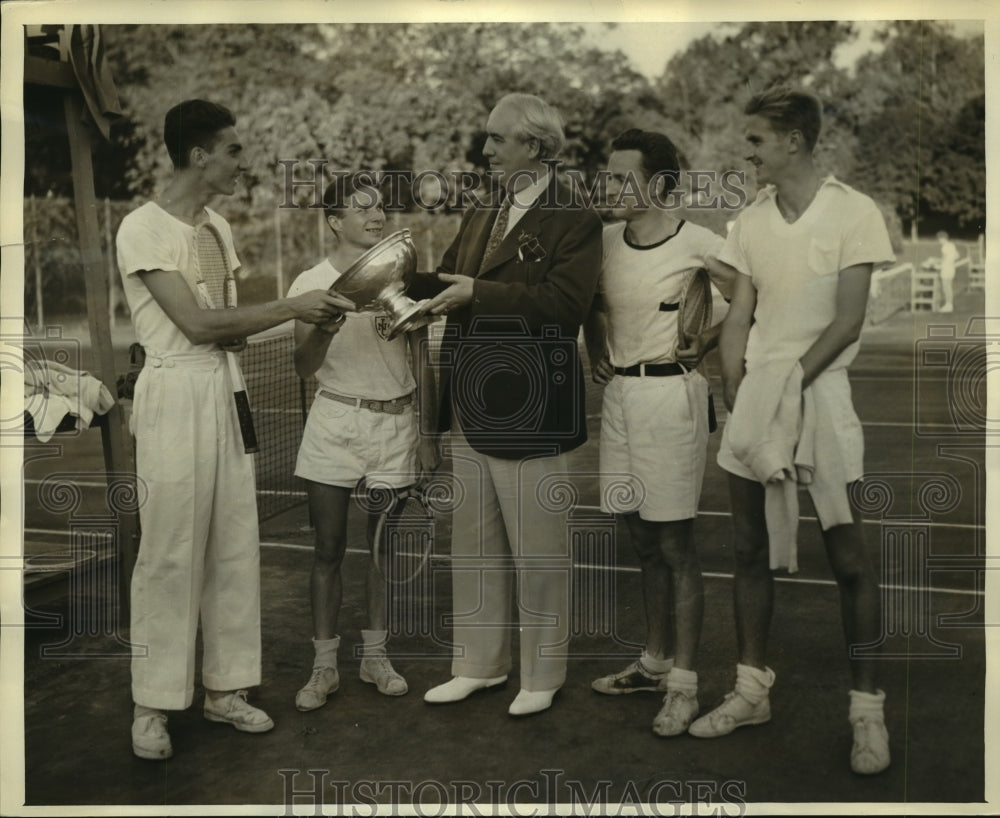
[291, 290, 356, 325]
[592, 354, 614, 385]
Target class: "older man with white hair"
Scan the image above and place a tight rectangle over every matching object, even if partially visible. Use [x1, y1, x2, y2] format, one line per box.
[413, 92, 603, 717]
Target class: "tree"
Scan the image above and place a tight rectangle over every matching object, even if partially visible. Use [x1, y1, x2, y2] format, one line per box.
[846, 21, 985, 235]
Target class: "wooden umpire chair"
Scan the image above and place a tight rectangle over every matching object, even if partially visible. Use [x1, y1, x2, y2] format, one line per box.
[910, 264, 941, 311]
[967, 235, 985, 292]
[22, 26, 139, 623]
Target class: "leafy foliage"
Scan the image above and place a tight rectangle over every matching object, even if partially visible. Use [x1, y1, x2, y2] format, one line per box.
[28, 19, 981, 315]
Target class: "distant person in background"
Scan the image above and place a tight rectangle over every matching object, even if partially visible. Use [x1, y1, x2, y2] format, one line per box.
[936, 230, 959, 313]
[117, 99, 348, 760]
[584, 128, 731, 738]
[691, 86, 895, 776]
[289, 175, 440, 712]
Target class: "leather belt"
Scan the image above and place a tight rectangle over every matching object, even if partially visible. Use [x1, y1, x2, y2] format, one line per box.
[318, 389, 414, 414]
[613, 362, 686, 377]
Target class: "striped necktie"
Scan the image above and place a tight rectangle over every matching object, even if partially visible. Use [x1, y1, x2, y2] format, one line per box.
[478, 194, 511, 275]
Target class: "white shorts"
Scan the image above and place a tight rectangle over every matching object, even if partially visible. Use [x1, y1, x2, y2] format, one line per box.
[599, 370, 709, 521]
[295, 391, 418, 489]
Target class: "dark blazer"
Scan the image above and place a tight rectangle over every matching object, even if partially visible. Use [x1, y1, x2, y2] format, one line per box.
[411, 173, 603, 460]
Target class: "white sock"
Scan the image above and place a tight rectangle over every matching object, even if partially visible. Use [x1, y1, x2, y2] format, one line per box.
[313, 635, 340, 669]
[666, 666, 698, 696]
[134, 704, 165, 719]
[735, 663, 775, 704]
[640, 651, 674, 674]
[361, 629, 388, 657]
[848, 689, 886, 723]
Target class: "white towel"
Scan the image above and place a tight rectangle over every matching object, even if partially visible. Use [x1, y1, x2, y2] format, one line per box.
[24, 359, 115, 442]
[728, 360, 804, 572]
[796, 375, 855, 531]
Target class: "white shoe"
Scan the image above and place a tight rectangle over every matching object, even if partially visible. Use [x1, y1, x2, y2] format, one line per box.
[591, 658, 672, 695]
[132, 711, 172, 760]
[652, 690, 700, 737]
[360, 656, 408, 696]
[203, 689, 274, 733]
[851, 716, 891, 775]
[688, 690, 770, 737]
[295, 666, 340, 711]
[424, 675, 507, 704]
[508, 688, 558, 717]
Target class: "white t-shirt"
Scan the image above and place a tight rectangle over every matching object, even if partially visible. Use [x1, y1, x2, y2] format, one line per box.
[939, 239, 959, 278]
[116, 201, 240, 354]
[600, 219, 725, 367]
[287, 258, 415, 399]
[718, 177, 895, 370]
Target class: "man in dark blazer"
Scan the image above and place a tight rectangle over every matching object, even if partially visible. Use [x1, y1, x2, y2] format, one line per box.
[415, 92, 602, 716]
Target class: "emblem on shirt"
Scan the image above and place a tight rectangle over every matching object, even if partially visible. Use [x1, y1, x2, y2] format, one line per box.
[374, 313, 393, 341]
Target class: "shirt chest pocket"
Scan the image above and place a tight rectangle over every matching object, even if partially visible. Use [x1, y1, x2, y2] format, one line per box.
[807, 238, 841, 277]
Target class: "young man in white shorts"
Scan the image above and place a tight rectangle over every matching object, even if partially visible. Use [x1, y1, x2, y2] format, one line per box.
[690, 87, 895, 776]
[584, 128, 732, 736]
[117, 100, 349, 760]
[290, 175, 440, 711]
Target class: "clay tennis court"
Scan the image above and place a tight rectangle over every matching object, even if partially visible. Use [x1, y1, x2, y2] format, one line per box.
[16, 261, 989, 810]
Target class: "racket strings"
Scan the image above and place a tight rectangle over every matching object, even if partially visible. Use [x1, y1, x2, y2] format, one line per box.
[678, 268, 713, 346]
[195, 227, 233, 310]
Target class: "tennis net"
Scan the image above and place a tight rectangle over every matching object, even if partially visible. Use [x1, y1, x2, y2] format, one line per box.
[240, 327, 316, 522]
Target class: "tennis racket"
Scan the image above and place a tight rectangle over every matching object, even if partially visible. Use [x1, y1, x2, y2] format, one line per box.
[676, 266, 713, 354]
[676, 266, 719, 433]
[194, 222, 259, 454]
[370, 485, 434, 586]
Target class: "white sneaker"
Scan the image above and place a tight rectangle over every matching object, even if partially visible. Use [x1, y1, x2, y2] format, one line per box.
[591, 658, 672, 695]
[652, 690, 699, 737]
[688, 690, 770, 738]
[850, 716, 891, 774]
[295, 666, 340, 711]
[360, 656, 408, 696]
[132, 711, 172, 760]
[204, 689, 274, 733]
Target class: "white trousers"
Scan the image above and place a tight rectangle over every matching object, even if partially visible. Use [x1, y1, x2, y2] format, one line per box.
[130, 351, 261, 709]
[448, 427, 572, 692]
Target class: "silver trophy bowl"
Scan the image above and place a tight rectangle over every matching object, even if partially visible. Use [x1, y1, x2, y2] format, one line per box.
[329, 228, 432, 340]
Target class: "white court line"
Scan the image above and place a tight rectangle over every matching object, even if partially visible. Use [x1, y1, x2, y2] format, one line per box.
[573, 505, 987, 532]
[23, 528, 111, 539]
[583, 414, 960, 430]
[21, 494, 986, 531]
[260, 542, 985, 597]
[22, 479, 306, 498]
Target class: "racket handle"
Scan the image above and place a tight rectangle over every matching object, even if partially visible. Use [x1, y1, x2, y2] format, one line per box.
[226, 352, 259, 454]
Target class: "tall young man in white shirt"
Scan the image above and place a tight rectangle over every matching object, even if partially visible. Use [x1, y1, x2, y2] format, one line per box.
[117, 99, 349, 760]
[690, 87, 894, 776]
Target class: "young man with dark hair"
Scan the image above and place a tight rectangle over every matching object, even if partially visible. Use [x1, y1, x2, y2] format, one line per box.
[117, 99, 349, 760]
[584, 128, 731, 737]
[688, 87, 894, 776]
[289, 175, 439, 712]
